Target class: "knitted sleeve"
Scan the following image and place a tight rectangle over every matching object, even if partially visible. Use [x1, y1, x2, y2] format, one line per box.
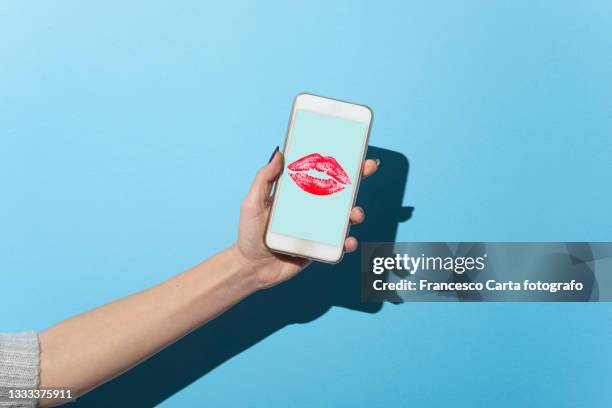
[0, 332, 40, 408]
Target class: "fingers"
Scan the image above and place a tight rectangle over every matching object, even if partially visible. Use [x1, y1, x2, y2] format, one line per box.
[362, 159, 379, 178]
[350, 206, 365, 225]
[244, 148, 283, 208]
[345, 160, 376, 252]
[344, 236, 358, 253]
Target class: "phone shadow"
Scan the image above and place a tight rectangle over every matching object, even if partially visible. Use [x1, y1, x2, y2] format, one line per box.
[74, 146, 413, 407]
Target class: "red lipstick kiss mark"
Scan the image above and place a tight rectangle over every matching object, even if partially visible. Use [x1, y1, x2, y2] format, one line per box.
[288, 153, 351, 195]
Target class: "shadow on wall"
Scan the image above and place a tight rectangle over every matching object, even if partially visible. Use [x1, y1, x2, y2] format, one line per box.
[75, 146, 414, 407]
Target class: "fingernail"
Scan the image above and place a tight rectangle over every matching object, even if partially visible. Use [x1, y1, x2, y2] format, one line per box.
[357, 207, 365, 220]
[375, 158, 381, 166]
[268, 146, 279, 163]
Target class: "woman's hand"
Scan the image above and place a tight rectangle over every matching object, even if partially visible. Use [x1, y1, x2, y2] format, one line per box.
[38, 146, 376, 406]
[233, 147, 379, 289]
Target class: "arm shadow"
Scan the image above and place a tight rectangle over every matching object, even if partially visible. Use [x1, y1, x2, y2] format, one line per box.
[74, 146, 413, 407]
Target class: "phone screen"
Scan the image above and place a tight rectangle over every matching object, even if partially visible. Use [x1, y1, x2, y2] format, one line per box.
[270, 108, 369, 246]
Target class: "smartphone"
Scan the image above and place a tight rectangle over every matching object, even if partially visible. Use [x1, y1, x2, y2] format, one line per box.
[265, 93, 373, 263]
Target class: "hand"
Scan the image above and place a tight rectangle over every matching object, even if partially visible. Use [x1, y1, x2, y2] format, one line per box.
[233, 147, 379, 289]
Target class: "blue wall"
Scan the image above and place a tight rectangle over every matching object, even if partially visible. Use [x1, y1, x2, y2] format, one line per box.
[1, 1, 611, 406]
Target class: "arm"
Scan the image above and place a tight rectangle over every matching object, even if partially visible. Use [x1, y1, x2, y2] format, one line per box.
[38, 149, 378, 406]
[39, 245, 260, 403]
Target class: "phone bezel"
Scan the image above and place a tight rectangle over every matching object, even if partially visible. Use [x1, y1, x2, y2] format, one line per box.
[264, 93, 373, 264]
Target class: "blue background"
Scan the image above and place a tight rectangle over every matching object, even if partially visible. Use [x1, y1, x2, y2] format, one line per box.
[1, 1, 611, 407]
[271, 109, 368, 246]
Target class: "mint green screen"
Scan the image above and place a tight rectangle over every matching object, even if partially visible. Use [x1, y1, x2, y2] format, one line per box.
[271, 109, 368, 246]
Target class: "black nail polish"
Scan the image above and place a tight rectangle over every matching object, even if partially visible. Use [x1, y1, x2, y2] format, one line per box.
[268, 146, 279, 163]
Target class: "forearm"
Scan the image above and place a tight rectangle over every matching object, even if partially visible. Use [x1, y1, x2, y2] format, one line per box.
[38, 245, 258, 405]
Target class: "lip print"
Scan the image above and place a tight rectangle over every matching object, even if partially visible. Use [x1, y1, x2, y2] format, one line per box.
[287, 153, 351, 195]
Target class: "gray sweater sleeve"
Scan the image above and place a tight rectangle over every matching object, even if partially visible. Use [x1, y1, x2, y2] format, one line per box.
[0, 332, 40, 408]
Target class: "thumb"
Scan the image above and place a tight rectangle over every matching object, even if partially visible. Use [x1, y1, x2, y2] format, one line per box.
[244, 147, 284, 207]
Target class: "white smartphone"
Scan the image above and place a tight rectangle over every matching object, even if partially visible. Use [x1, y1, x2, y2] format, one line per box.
[265, 93, 373, 263]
